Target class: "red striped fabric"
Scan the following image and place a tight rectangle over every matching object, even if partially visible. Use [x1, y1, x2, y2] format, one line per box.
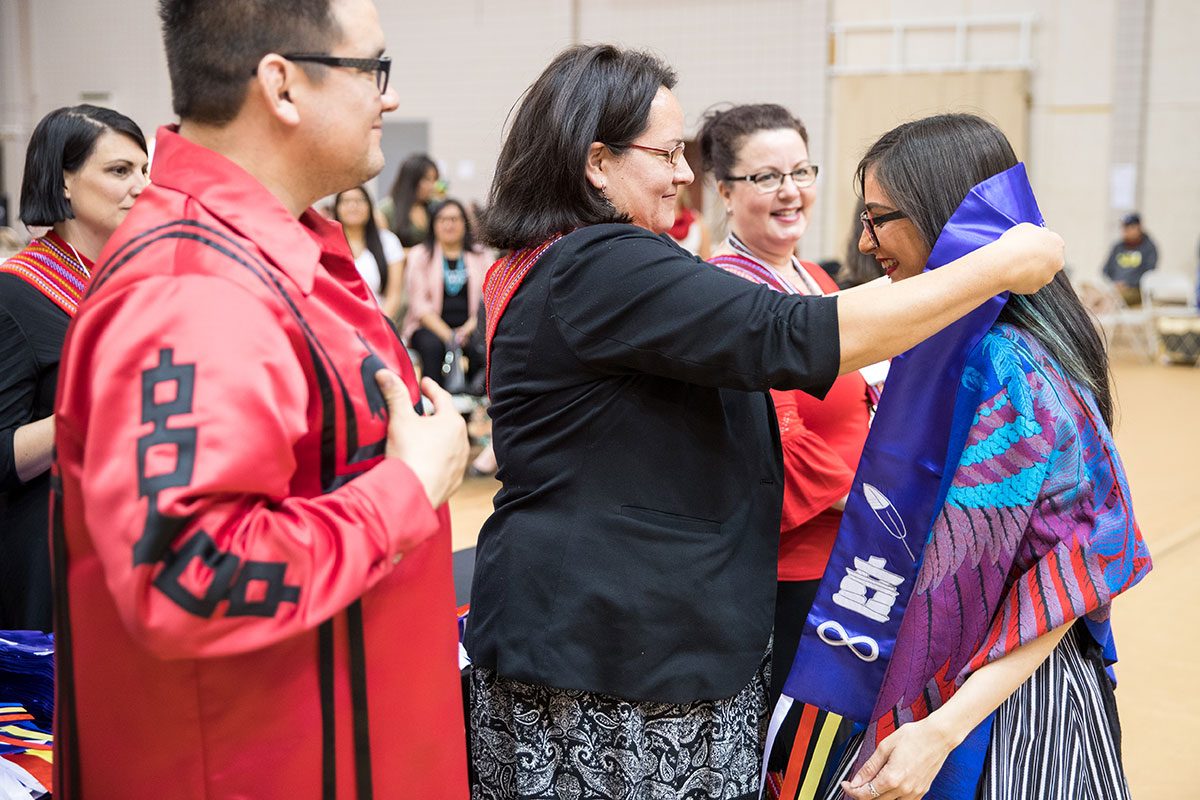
[0, 232, 92, 316]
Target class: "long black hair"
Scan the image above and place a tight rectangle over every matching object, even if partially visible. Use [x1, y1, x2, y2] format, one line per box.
[857, 113, 1113, 426]
[20, 104, 147, 226]
[389, 154, 437, 236]
[333, 185, 390, 294]
[480, 44, 677, 251]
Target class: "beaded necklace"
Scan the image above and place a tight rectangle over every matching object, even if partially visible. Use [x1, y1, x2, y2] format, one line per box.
[443, 253, 467, 296]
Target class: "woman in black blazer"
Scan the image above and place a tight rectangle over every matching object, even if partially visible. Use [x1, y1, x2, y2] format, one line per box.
[464, 45, 1065, 800]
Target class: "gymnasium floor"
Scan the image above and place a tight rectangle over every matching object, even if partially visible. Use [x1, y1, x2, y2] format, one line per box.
[448, 357, 1200, 798]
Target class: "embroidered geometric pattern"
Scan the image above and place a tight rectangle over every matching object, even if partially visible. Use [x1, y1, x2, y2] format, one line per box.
[0, 233, 90, 316]
[482, 234, 563, 393]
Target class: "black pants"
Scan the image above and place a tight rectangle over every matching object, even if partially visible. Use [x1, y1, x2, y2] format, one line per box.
[770, 578, 821, 707]
[410, 312, 486, 392]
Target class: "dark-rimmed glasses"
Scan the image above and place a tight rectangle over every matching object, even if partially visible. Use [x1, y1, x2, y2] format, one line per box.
[625, 142, 687, 167]
[277, 53, 392, 94]
[724, 165, 819, 193]
[859, 207, 907, 248]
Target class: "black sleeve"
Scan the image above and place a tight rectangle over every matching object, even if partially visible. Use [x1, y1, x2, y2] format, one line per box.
[0, 300, 38, 491]
[547, 225, 840, 395]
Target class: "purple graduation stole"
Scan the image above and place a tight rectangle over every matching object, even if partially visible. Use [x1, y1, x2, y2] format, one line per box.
[781, 163, 1044, 722]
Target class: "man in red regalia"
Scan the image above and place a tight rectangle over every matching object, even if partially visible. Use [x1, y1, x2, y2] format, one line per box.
[51, 0, 471, 797]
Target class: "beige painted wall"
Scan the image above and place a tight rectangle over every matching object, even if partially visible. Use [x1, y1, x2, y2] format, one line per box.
[1142, 0, 1200, 276]
[1, 0, 1196, 281]
[827, 70, 1030, 270]
[823, 0, 1197, 279]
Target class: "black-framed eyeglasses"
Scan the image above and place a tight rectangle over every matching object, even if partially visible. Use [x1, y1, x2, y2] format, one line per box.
[724, 165, 819, 193]
[624, 142, 687, 167]
[859, 207, 907, 248]
[276, 53, 392, 94]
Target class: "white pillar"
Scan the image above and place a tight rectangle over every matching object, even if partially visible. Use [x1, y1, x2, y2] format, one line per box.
[1107, 0, 1153, 224]
[0, 0, 35, 232]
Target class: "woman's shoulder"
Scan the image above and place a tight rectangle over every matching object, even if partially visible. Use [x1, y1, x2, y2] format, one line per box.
[977, 323, 1039, 368]
[406, 241, 436, 267]
[563, 223, 675, 249]
[551, 224, 692, 267]
[974, 323, 1093, 429]
[378, 228, 403, 255]
[0, 271, 59, 319]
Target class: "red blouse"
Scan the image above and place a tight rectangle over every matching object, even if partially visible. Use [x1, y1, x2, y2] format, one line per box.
[774, 262, 871, 580]
[708, 254, 873, 582]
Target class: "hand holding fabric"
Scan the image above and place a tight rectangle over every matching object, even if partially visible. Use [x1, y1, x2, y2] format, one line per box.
[376, 371, 468, 507]
[992, 222, 1063, 295]
[841, 717, 957, 800]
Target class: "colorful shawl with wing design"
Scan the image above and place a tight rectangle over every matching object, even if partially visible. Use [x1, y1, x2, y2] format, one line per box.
[858, 322, 1152, 784]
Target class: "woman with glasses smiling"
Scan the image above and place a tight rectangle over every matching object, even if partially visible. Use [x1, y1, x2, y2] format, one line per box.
[465, 46, 1066, 800]
[811, 114, 1148, 800]
[700, 103, 880, 791]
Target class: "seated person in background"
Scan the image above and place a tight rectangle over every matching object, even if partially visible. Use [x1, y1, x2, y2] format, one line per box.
[332, 185, 405, 319]
[387, 152, 440, 246]
[1103, 212, 1157, 306]
[403, 198, 488, 392]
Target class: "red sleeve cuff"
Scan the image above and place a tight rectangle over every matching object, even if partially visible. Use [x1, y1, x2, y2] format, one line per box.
[345, 458, 442, 563]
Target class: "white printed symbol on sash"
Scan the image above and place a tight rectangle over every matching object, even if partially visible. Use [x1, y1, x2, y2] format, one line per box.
[831, 556, 905, 623]
[862, 483, 914, 561]
[816, 620, 880, 662]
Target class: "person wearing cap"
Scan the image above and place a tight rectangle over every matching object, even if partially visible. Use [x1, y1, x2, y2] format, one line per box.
[1103, 212, 1158, 306]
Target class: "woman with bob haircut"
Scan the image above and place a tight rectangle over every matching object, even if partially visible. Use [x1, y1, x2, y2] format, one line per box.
[0, 104, 147, 630]
[813, 113, 1149, 800]
[464, 45, 1064, 799]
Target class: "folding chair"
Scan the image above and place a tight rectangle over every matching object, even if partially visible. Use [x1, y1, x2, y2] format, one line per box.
[1075, 276, 1156, 361]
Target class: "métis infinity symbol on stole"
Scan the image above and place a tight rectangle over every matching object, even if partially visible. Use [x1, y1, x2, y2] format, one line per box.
[816, 620, 880, 662]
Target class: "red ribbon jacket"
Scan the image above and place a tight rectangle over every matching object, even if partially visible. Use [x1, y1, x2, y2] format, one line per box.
[51, 127, 468, 799]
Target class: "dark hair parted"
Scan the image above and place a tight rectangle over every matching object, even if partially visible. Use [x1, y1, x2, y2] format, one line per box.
[480, 44, 677, 251]
[389, 153, 438, 235]
[425, 198, 476, 253]
[332, 185, 390, 294]
[19, 105, 147, 227]
[858, 113, 1113, 426]
[697, 103, 808, 181]
[158, 0, 340, 125]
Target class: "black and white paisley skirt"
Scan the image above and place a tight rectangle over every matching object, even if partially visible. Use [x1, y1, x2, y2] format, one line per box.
[469, 648, 771, 800]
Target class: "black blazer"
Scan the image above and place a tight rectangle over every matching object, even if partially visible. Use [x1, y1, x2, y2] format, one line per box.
[465, 225, 840, 703]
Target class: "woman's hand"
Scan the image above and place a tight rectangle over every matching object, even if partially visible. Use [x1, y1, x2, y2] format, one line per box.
[455, 319, 477, 346]
[420, 314, 456, 346]
[992, 223, 1064, 295]
[841, 717, 958, 800]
